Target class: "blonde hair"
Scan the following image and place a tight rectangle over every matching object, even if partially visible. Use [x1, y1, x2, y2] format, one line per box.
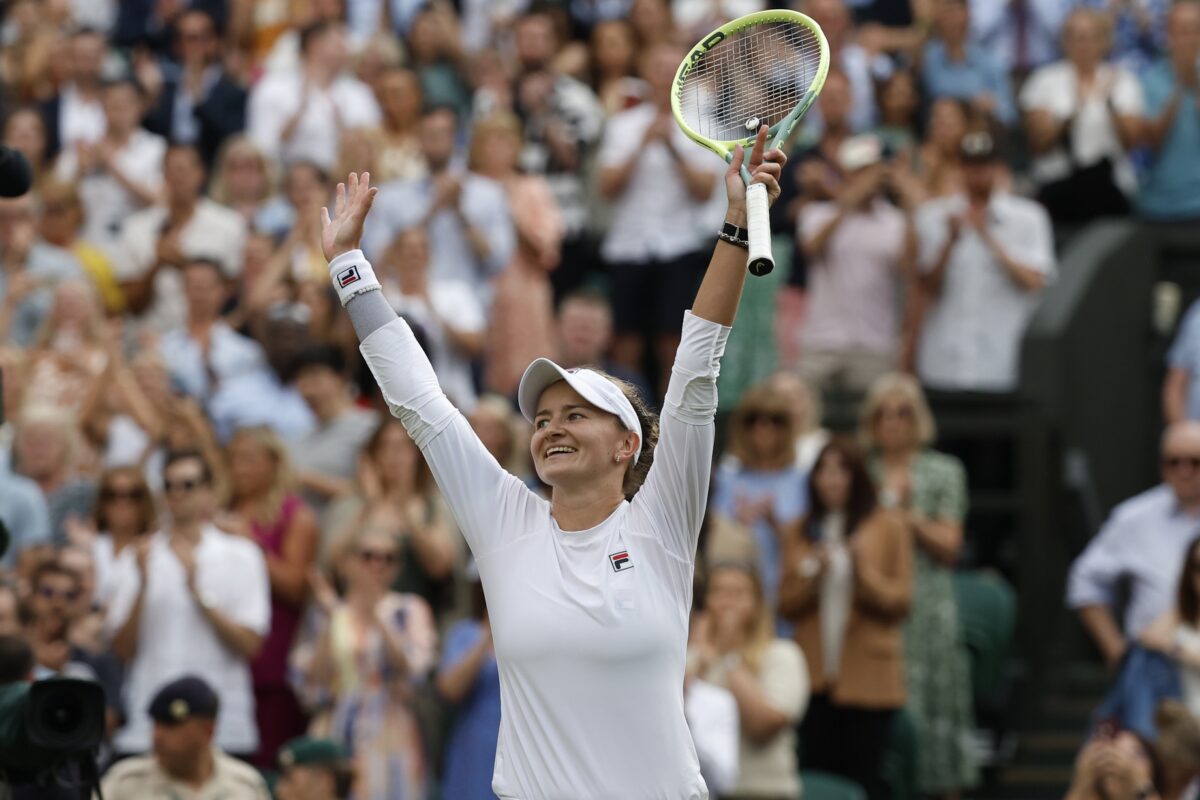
[1063, 7, 1114, 51]
[224, 425, 296, 524]
[707, 560, 774, 673]
[467, 111, 523, 173]
[858, 372, 937, 450]
[208, 135, 277, 207]
[33, 278, 105, 350]
[727, 383, 798, 468]
[766, 370, 823, 435]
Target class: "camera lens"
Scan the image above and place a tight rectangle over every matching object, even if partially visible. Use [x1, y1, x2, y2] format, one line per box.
[26, 679, 104, 752]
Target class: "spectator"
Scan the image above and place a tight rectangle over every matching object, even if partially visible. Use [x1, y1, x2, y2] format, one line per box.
[405, 4, 472, 118]
[803, 0, 886, 133]
[249, 20, 382, 172]
[12, 408, 95, 546]
[797, 134, 917, 393]
[712, 384, 809, 617]
[597, 41, 721, 393]
[207, 135, 278, 227]
[588, 19, 645, 115]
[0, 584, 20, 635]
[275, 737, 356, 800]
[39, 27, 107, 159]
[922, 0, 1017, 128]
[1076, 0, 1171, 72]
[294, 528, 437, 800]
[1152, 700, 1200, 800]
[325, 418, 461, 616]
[1068, 422, 1200, 668]
[101, 676, 272, 800]
[88, 466, 156, 608]
[781, 68, 854, 219]
[913, 97, 972, 201]
[969, 0, 1071, 75]
[219, 426, 318, 768]
[1064, 726, 1160, 800]
[437, 569, 500, 800]
[1, 0, 59, 105]
[35, 180, 125, 315]
[915, 131, 1054, 392]
[19, 279, 109, 416]
[553, 289, 654, 405]
[379, 225, 486, 413]
[105, 450, 269, 758]
[1140, 533, 1200, 719]
[765, 371, 832, 475]
[0, 469, 52, 570]
[779, 438, 913, 800]
[872, 70, 922, 156]
[287, 345, 380, 514]
[1021, 8, 1144, 224]
[1162, 295, 1200, 424]
[0, 193, 84, 347]
[687, 560, 810, 800]
[141, 9, 249, 169]
[255, 160, 330, 278]
[861, 372, 979, 798]
[363, 105, 516, 303]
[369, 66, 427, 184]
[3, 106, 52, 184]
[512, 8, 606, 300]
[475, 112, 564, 400]
[468, 393, 536, 486]
[54, 78, 165, 247]
[117, 144, 248, 332]
[1137, 1, 1200, 223]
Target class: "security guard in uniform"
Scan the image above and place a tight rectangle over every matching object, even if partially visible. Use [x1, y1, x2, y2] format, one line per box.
[274, 737, 355, 800]
[100, 675, 270, 799]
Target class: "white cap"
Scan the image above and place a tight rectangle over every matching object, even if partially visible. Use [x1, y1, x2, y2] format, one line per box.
[837, 134, 883, 171]
[517, 359, 643, 465]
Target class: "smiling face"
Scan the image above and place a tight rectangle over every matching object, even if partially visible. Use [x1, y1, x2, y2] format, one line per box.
[531, 380, 637, 492]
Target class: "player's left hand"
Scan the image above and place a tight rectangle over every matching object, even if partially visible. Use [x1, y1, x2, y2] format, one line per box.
[321, 172, 379, 262]
[725, 125, 786, 214]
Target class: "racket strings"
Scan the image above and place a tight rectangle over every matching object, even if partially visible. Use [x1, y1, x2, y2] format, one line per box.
[678, 22, 823, 142]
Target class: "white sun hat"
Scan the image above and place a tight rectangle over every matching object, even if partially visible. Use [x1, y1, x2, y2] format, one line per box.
[517, 359, 643, 465]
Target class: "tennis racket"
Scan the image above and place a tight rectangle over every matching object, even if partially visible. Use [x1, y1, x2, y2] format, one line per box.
[672, 10, 830, 276]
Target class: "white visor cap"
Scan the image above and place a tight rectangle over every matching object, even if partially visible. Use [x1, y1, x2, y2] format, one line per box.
[517, 359, 643, 465]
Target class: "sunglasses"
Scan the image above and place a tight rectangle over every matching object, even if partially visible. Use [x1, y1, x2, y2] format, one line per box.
[164, 478, 204, 493]
[744, 412, 788, 427]
[101, 487, 144, 502]
[1163, 456, 1200, 471]
[38, 585, 81, 602]
[357, 549, 398, 566]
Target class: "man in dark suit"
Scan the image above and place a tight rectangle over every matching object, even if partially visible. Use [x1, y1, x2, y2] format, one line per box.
[140, 9, 246, 169]
[39, 27, 108, 160]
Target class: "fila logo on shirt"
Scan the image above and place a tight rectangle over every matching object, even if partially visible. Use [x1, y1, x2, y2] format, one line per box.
[336, 266, 361, 288]
[609, 550, 633, 572]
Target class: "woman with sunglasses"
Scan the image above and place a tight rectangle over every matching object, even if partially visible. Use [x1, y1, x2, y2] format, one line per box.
[292, 528, 436, 800]
[317, 125, 783, 799]
[90, 466, 157, 608]
[859, 372, 979, 799]
[712, 383, 809, 623]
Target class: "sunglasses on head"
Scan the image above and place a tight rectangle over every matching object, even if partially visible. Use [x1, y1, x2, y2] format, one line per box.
[1163, 456, 1200, 471]
[38, 585, 81, 602]
[358, 549, 398, 566]
[744, 411, 788, 427]
[101, 486, 144, 502]
[164, 478, 204, 493]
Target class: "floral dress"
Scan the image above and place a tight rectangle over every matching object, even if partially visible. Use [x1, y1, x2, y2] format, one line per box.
[292, 593, 437, 800]
[870, 449, 979, 794]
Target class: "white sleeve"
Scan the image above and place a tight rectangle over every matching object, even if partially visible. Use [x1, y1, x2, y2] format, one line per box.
[224, 542, 271, 635]
[359, 318, 544, 557]
[1111, 68, 1144, 115]
[685, 679, 740, 795]
[103, 554, 141, 639]
[760, 640, 810, 721]
[629, 311, 730, 562]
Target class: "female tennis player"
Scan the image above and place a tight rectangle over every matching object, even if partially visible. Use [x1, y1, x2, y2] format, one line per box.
[320, 128, 783, 799]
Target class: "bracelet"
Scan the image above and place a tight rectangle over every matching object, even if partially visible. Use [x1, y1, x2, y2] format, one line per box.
[717, 231, 749, 250]
[722, 220, 749, 241]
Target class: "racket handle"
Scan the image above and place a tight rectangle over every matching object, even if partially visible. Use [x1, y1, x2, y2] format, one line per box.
[745, 182, 774, 277]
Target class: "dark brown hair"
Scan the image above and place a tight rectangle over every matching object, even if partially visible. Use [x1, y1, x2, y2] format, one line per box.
[605, 374, 659, 500]
[364, 418, 433, 495]
[801, 437, 878, 542]
[93, 466, 157, 534]
[1178, 535, 1200, 626]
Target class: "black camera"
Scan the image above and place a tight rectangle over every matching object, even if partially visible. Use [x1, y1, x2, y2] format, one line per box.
[0, 677, 106, 788]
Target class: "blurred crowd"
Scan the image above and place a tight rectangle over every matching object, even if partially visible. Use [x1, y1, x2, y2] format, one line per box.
[0, 0, 1199, 799]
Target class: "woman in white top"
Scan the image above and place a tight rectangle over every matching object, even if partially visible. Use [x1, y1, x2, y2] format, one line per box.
[687, 561, 809, 800]
[317, 127, 784, 799]
[1019, 8, 1144, 223]
[1140, 534, 1200, 719]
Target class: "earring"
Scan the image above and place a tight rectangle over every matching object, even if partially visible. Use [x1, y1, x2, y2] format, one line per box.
[614, 455, 622, 463]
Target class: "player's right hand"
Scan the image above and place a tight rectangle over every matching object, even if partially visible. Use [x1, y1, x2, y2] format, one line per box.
[321, 172, 379, 262]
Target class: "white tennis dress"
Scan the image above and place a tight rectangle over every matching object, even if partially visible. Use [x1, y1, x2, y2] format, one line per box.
[359, 300, 728, 800]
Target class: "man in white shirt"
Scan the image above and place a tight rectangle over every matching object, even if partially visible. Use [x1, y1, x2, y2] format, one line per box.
[106, 451, 270, 757]
[248, 20, 381, 172]
[116, 144, 247, 332]
[915, 132, 1055, 392]
[597, 41, 722, 393]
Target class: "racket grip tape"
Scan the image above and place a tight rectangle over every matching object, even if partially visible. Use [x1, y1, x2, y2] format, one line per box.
[745, 182, 774, 277]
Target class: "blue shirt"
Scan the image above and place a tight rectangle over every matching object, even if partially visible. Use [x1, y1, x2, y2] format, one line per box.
[0, 469, 51, 567]
[1168, 299, 1200, 420]
[922, 40, 1017, 127]
[711, 463, 809, 616]
[1067, 484, 1199, 637]
[1137, 62, 1200, 221]
[439, 618, 501, 800]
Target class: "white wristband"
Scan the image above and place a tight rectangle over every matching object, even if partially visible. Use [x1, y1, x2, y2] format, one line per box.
[327, 249, 381, 307]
